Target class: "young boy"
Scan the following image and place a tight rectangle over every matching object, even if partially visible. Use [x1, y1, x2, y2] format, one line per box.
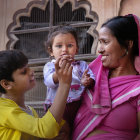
[0, 50, 72, 140]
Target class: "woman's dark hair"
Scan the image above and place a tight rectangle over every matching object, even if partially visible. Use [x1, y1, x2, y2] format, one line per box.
[101, 14, 139, 59]
[45, 26, 79, 55]
[0, 50, 28, 93]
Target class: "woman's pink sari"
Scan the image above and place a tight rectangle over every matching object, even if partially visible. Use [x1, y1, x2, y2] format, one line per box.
[72, 14, 140, 140]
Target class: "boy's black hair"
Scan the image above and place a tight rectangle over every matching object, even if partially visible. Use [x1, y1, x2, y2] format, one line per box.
[45, 25, 79, 55]
[0, 50, 28, 93]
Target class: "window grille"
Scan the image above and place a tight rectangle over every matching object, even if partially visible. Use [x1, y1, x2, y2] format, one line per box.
[7, 0, 98, 61]
[7, 0, 98, 117]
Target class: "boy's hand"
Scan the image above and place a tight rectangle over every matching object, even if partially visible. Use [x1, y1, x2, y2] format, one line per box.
[59, 55, 74, 67]
[55, 57, 73, 85]
[53, 55, 73, 84]
[81, 69, 95, 88]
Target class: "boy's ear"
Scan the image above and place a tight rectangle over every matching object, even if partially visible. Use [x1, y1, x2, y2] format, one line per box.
[0, 79, 12, 90]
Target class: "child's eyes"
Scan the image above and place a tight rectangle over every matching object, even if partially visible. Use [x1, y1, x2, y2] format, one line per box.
[56, 45, 62, 48]
[55, 44, 74, 48]
[67, 44, 73, 47]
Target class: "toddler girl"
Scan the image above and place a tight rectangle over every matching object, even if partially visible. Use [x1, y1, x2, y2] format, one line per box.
[43, 26, 95, 133]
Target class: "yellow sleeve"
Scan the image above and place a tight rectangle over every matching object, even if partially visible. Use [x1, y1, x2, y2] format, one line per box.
[1, 104, 65, 139]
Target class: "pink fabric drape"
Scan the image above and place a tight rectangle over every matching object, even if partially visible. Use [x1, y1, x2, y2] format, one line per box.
[73, 55, 140, 140]
[72, 14, 140, 140]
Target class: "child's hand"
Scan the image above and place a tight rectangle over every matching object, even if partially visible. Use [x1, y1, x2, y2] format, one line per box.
[81, 69, 95, 88]
[55, 57, 73, 85]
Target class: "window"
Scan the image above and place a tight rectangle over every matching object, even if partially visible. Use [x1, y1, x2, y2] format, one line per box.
[7, 0, 99, 116]
[7, 0, 98, 63]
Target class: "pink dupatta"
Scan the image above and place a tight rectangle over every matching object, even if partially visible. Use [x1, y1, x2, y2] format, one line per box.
[73, 56, 140, 140]
[72, 14, 140, 140]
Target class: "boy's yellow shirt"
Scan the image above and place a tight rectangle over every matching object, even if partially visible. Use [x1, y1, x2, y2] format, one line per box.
[0, 98, 65, 140]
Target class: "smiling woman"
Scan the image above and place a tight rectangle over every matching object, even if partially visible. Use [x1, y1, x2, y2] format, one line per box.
[98, 26, 128, 69]
[72, 14, 140, 140]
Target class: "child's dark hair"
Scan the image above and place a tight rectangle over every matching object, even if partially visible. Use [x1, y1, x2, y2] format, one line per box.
[101, 14, 138, 60]
[45, 26, 79, 55]
[0, 50, 28, 93]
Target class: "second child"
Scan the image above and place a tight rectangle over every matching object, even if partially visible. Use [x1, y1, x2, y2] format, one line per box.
[43, 26, 95, 133]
